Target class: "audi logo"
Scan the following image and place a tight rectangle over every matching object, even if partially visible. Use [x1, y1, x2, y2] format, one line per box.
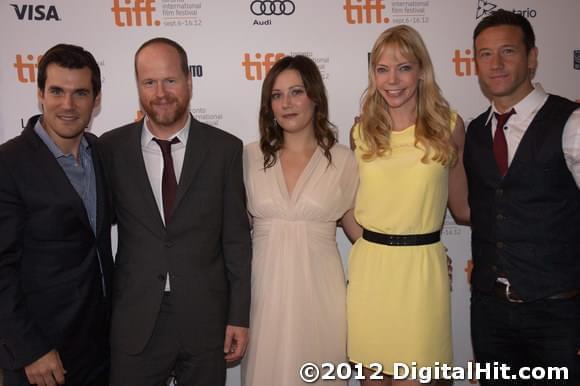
[250, 0, 295, 16]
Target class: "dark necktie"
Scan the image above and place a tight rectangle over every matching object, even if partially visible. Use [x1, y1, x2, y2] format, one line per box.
[153, 137, 180, 224]
[493, 109, 515, 176]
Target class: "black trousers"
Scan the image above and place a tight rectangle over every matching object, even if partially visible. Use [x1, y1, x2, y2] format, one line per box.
[471, 291, 579, 385]
[110, 293, 226, 386]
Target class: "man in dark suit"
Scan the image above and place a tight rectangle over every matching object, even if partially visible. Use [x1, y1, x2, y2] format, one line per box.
[0, 44, 113, 386]
[465, 10, 579, 384]
[98, 37, 251, 386]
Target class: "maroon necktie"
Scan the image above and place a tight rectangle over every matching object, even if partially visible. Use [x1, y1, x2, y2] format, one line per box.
[153, 137, 180, 223]
[493, 109, 515, 176]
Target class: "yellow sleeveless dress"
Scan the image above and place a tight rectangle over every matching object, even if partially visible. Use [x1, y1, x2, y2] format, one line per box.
[347, 117, 455, 375]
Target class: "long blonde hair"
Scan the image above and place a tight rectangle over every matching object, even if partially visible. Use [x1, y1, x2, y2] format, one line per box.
[359, 25, 456, 166]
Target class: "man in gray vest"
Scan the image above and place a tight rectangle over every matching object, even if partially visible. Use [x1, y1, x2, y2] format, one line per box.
[465, 9, 579, 385]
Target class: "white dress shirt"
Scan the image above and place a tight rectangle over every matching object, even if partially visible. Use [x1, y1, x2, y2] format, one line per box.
[142, 114, 191, 291]
[485, 84, 580, 188]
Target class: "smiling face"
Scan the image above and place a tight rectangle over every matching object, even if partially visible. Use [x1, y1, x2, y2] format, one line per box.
[38, 63, 99, 150]
[373, 44, 422, 115]
[270, 69, 316, 136]
[474, 25, 537, 109]
[136, 42, 192, 138]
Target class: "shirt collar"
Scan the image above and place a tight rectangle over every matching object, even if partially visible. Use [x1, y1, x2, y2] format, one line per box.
[141, 114, 191, 148]
[484, 83, 548, 125]
[34, 116, 89, 159]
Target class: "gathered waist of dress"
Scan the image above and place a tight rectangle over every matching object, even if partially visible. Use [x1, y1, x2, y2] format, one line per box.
[253, 218, 337, 238]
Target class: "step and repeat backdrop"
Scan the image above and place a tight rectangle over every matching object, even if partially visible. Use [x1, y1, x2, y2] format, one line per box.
[1, 1, 578, 385]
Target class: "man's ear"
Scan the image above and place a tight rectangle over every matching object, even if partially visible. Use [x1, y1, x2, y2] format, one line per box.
[94, 92, 102, 111]
[37, 87, 45, 108]
[528, 46, 538, 79]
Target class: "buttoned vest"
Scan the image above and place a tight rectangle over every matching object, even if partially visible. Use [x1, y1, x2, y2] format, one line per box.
[464, 95, 580, 300]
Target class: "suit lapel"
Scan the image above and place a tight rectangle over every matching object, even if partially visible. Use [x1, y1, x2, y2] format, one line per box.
[22, 118, 93, 234]
[123, 121, 166, 235]
[174, 117, 208, 213]
[88, 133, 106, 238]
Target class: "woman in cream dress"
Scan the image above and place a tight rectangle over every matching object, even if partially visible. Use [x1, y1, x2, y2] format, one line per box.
[241, 55, 359, 386]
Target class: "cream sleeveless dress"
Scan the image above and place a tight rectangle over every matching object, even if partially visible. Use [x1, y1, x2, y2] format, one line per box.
[242, 142, 358, 386]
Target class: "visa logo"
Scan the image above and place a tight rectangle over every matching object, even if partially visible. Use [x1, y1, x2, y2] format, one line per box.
[10, 4, 61, 21]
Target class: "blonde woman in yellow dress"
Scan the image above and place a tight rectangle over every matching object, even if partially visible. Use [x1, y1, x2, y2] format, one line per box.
[347, 25, 470, 385]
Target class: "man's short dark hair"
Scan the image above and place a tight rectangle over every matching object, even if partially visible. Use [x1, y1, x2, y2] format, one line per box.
[473, 9, 536, 52]
[37, 44, 101, 99]
[134, 37, 189, 77]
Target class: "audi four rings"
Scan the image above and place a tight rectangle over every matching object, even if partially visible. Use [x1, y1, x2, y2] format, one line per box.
[250, 0, 296, 16]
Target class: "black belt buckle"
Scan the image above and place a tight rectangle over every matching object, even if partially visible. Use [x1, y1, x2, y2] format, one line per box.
[495, 281, 579, 302]
[494, 281, 525, 303]
[503, 282, 524, 303]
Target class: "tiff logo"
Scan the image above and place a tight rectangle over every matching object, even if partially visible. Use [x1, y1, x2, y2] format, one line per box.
[453, 49, 477, 77]
[10, 4, 60, 21]
[242, 53, 285, 80]
[111, 0, 160, 27]
[344, 0, 389, 24]
[14, 54, 42, 83]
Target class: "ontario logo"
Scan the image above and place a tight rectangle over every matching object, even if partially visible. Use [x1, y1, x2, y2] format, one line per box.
[512, 7, 537, 18]
[344, 0, 389, 24]
[476, 0, 537, 19]
[475, 0, 496, 19]
[111, 0, 160, 27]
[14, 54, 42, 83]
[242, 52, 285, 80]
[10, 3, 60, 21]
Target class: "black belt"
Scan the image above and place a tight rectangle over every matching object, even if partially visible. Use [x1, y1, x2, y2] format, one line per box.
[362, 228, 440, 246]
[494, 281, 580, 303]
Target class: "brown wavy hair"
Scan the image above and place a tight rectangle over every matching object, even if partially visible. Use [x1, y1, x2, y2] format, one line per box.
[259, 55, 337, 169]
[359, 25, 456, 166]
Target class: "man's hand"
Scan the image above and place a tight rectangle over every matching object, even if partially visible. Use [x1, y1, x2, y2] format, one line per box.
[24, 349, 66, 386]
[224, 325, 249, 362]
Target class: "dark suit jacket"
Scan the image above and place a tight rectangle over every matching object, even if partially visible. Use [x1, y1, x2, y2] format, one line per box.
[0, 115, 114, 381]
[98, 116, 251, 355]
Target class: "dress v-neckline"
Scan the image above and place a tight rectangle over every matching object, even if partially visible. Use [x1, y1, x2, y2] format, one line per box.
[276, 147, 322, 203]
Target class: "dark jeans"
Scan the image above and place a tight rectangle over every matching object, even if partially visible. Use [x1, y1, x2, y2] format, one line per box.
[471, 291, 579, 385]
